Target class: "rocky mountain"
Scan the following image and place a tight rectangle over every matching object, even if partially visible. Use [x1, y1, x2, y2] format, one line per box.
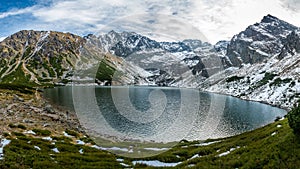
[0, 30, 84, 85]
[2, 14, 300, 110]
[278, 30, 300, 59]
[226, 14, 298, 67]
[89, 31, 226, 86]
[205, 29, 300, 110]
[0, 27, 235, 87]
[0, 30, 151, 86]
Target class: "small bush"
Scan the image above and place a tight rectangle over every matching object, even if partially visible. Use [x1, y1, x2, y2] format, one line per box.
[8, 123, 17, 128]
[80, 137, 95, 144]
[32, 129, 51, 136]
[255, 72, 277, 88]
[8, 124, 27, 130]
[269, 78, 292, 87]
[12, 132, 25, 137]
[226, 76, 244, 83]
[17, 124, 27, 130]
[65, 129, 79, 138]
[3, 132, 10, 137]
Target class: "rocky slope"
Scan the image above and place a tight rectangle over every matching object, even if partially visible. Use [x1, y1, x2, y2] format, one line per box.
[1, 14, 300, 109]
[226, 14, 297, 67]
[0, 30, 148, 86]
[205, 29, 300, 110]
[0, 87, 81, 137]
[0, 29, 229, 87]
[91, 31, 226, 87]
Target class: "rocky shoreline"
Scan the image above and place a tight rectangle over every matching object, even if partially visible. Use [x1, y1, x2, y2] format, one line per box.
[0, 88, 83, 139]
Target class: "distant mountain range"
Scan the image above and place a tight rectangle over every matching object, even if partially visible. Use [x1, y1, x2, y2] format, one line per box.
[0, 14, 300, 109]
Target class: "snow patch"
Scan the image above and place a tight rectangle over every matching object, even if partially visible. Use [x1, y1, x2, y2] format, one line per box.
[143, 147, 169, 151]
[91, 145, 129, 152]
[52, 148, 60, 153]
[120, 163, 130, 167]
[132, 160, 181, 167]
[76, 140, 85, 145]
[24, 130, 36, 135]
[42, 137, 53, 141]
[34, 146, 41, 151]
[194, 140, 221, 146]
[116, 159, 124, 162]
[63, 131, 73, 138]
[217, 146, 240, 157]
[0, 139, 11, 160]
[189, 154, 200, 160]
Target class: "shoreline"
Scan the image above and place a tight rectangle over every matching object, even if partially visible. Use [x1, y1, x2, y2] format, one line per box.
[41, 84, 288, 144]
[202, 89, 290, 112]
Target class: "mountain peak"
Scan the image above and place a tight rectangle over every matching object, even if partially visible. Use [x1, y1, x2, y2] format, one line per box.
[107, 30, 118, 35]
[261, 14, 280, 23]
[226, 14, 298, 66]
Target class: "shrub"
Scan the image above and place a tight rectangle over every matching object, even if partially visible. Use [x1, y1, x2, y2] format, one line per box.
[269, 78, 292, 87]
[32, 129, 51, 136]
[65, 129, 79, 138]
[255, 72, 277, 88]
[8, 123, 17, 128]
[226, 76, 244, 83]
[287, 102, 300, 135]
[17, 124, 27, 130]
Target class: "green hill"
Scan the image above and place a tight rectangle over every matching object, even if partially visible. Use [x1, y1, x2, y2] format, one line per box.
[1, 115, 299, 168]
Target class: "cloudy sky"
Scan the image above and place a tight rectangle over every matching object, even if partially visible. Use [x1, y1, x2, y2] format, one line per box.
[1, 0, 300, 43]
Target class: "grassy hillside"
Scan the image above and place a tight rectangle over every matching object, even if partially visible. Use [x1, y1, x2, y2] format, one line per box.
[1, 116, 299, 168]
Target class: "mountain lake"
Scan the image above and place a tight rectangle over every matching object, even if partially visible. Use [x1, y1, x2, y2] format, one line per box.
[43, 86, 286, 143]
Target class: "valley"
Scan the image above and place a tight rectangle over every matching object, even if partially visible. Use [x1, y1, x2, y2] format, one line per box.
[1, 14, 300, 168]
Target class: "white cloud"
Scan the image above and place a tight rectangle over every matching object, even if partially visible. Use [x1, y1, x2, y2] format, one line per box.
[184, 0, 300, 43]
[0, 0, 300, 43]
[0, 37, 6, 42]
[0, 6, 36, 19]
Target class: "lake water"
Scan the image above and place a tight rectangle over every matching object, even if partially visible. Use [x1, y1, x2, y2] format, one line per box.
[44, 86, 286, 142]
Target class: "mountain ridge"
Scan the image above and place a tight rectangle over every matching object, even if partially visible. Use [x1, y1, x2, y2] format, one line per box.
[1, 14, 300, 109]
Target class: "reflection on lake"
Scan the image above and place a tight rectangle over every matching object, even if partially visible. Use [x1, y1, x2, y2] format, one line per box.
[44, 86, 286, 142]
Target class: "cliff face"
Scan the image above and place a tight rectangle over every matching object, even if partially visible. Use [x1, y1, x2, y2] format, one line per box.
[226, 14, 298, 67]
[205, 28, 300, 110]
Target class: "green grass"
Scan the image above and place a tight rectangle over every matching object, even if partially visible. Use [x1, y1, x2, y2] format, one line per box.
[8, 124, 27, 130]
[65, 129, 80, 138]
[0, 64, 36, 86]
[96, 60, 116, 82]
[0, 136, 122, 169]
[0, 83, 35, 94]
[32, 129, 52, 136]
[1, 119, 300, 168]
[127, 119, 300, 169]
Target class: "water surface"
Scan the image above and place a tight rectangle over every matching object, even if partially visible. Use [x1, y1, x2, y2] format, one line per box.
[44, 86, 286, 142]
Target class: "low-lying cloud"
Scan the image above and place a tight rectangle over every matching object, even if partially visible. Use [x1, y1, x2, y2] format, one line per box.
[0, 0, 300, 43]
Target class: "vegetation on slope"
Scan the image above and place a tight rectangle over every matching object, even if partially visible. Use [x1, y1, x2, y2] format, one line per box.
[287, 101, 300, 135]
[1, 116, 299, 168]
